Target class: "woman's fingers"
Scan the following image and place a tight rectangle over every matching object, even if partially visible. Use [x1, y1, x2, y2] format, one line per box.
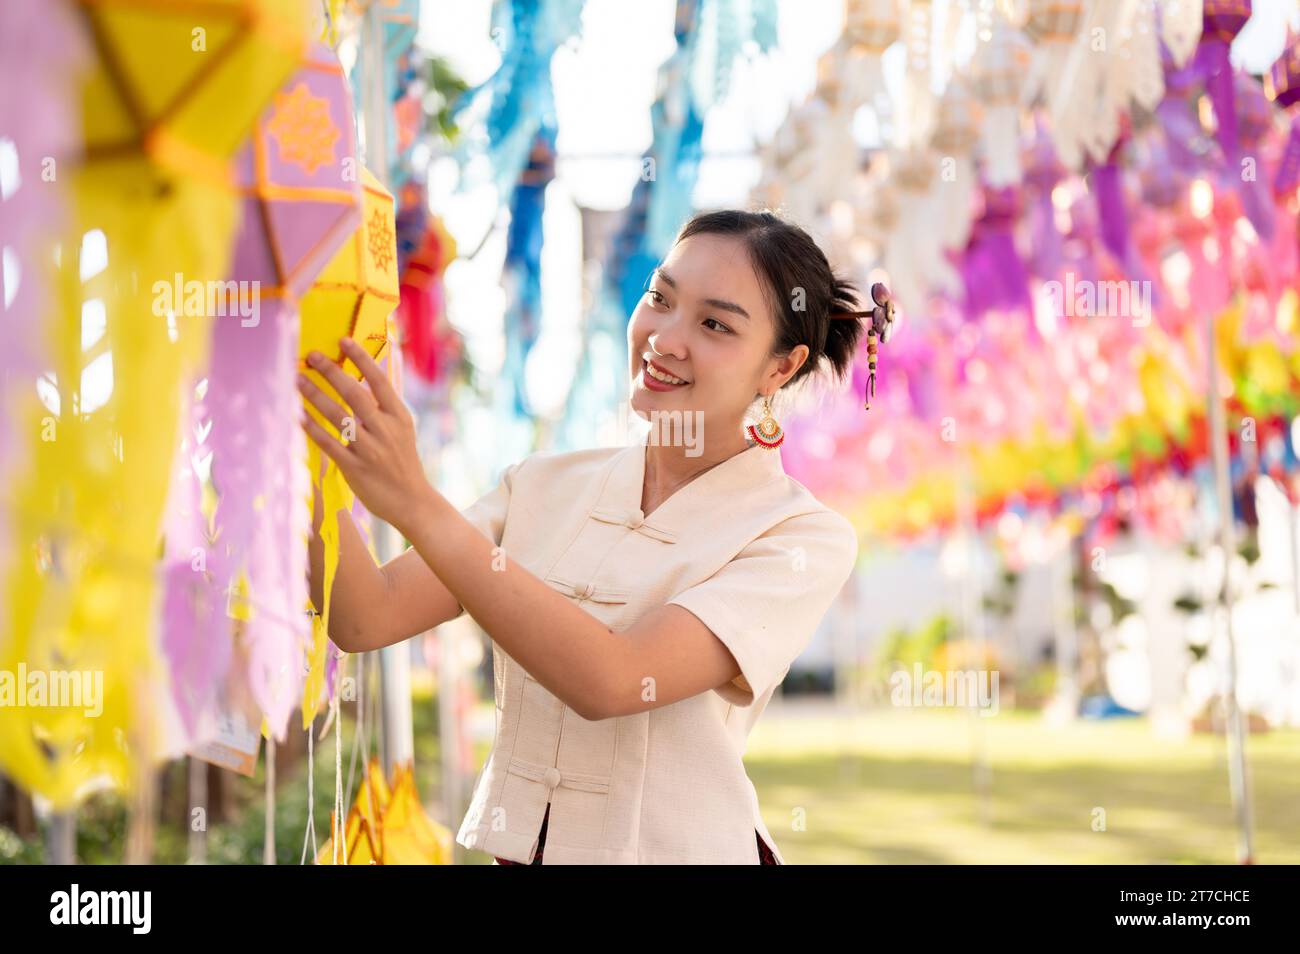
[298, 372, 354, 432]
[340, 337, 405, 418]
[305, 349, 379, 427]
[301, 407, 353, 467]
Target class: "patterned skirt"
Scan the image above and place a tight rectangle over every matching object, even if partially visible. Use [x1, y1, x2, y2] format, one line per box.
[495, 804, 779, 865]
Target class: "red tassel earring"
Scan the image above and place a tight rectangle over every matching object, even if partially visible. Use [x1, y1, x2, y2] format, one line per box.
[747, 394, 784, 449]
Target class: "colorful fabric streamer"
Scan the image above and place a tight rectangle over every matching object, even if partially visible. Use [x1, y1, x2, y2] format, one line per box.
[0, 0, 305, 807]
[161, 42, 363, 742]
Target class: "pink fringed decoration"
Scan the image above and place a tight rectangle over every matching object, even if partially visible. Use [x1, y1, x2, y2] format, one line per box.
[159, 379, 232, 739]
[211, 304, 313, 738]
[161, 307, 314, 742]
[159, 43, 361, 741]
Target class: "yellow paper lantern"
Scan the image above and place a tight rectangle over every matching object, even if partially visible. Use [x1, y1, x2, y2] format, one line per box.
[75, 0, 309, 180]
[0, 159, 239, 808]
[298, 166, 399, 725]
[316, 758, 452, 864]
[299, 165, 399, 376]
[0, 0, 312, 808]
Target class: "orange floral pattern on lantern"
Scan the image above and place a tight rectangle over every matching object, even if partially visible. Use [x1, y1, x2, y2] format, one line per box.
[367, 207, 394, 273]
[266, 82, 339, 175]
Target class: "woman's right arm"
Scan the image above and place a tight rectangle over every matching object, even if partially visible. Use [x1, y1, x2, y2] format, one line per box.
[308, 486, 463, 654]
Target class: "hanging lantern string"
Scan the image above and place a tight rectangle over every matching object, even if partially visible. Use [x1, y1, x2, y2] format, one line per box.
[7, 501, 356, 832]
[333, 684, 346, 864]
[10, 502, 398, 864]
[310, 650, 380, 863]
[299, 714, 319, 864]
[343, 650, 371, 821]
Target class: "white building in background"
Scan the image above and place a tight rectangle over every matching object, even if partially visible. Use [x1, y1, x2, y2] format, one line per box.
[794, 485, 1300, 731]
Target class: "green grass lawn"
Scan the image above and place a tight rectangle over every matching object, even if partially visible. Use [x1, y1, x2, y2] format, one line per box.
[743, 704, 1300, 864]
[4, 696, 1293, 864]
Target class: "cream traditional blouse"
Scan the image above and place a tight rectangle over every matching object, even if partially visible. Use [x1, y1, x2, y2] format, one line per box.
[450, 438, 858, 864]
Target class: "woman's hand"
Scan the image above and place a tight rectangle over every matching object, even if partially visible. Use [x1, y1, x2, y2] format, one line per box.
[298, 337, 434, 536]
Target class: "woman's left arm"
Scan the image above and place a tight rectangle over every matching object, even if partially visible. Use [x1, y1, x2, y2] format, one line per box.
[301, 338, 744, 721]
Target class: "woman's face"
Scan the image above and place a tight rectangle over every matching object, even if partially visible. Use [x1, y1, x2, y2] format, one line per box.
[626, 232, 807, 434]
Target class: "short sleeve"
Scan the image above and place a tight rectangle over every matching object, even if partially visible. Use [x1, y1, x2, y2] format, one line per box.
[667, 510, 859, 707]
[460, 459, 524, 547]
[451, 458, 524, 619]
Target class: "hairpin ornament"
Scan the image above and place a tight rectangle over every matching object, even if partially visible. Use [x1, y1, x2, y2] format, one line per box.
[832, 282, 895, 410]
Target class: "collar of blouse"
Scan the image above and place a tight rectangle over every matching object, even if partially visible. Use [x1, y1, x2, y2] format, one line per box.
[588, 440, 787, 544]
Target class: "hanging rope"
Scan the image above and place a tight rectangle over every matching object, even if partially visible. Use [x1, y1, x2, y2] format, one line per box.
[7, 499, 365, 863]
[299, 715, 319, 864]
[332, 681, 346, 864]
[6, 499, 358, 866]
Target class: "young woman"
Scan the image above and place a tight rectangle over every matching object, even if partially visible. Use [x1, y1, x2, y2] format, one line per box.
[301, 209, 872, 865]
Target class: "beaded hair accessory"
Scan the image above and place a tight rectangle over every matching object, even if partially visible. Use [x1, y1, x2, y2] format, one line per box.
[830, 282, 895, 410]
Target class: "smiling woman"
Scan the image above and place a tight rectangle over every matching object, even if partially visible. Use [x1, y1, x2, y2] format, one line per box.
[301, 208, 879, 864]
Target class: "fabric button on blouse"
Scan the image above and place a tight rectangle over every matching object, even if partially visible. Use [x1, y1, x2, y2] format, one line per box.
[449, 438, 858, 864]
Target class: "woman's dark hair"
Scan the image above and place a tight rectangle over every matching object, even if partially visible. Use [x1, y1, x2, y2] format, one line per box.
[673, 208, 866, 388]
